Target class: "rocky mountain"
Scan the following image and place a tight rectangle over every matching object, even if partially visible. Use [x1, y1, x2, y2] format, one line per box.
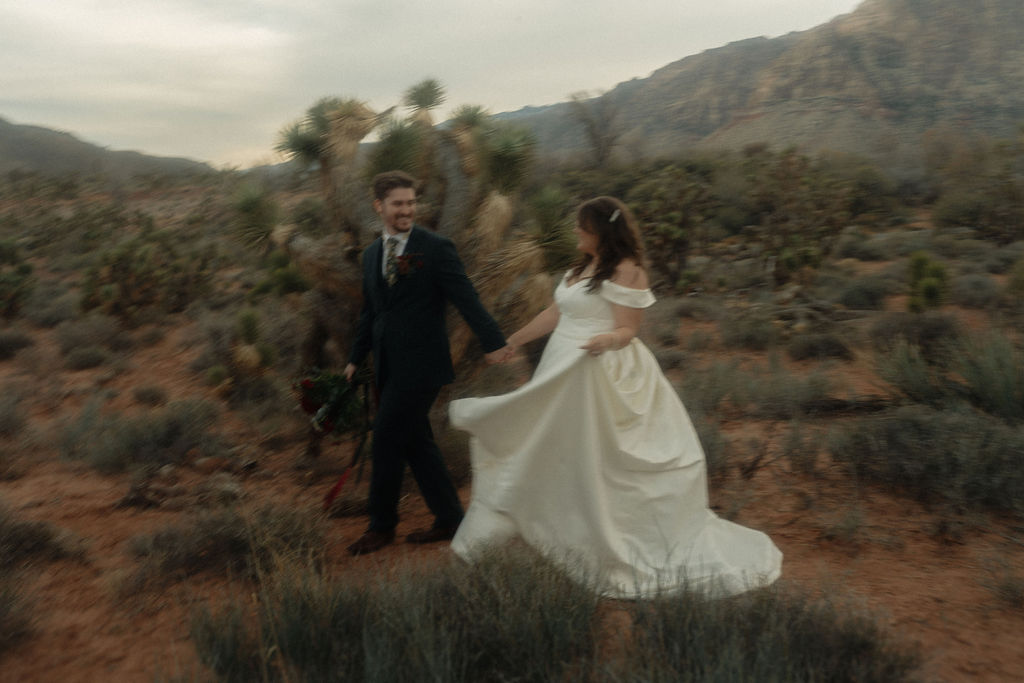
[0, 116, 213, 178]
[505, 0, 1024, 174]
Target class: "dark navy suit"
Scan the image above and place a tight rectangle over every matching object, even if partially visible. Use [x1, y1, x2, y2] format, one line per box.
[348, 225, 505, 532]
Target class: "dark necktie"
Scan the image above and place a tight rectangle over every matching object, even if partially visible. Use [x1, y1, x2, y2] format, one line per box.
[384, 236, 399, 286]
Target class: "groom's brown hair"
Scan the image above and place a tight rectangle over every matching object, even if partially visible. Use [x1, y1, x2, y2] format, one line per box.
[372, 170, 418, 201]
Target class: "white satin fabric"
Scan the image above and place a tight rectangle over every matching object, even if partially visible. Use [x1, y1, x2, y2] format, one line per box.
[450, 273, 782, 598]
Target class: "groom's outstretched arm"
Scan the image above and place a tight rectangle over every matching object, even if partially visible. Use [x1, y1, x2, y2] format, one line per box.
[432, 236, 506, 354]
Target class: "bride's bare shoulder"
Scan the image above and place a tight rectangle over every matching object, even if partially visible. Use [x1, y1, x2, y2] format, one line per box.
[611, 259, 649, 290]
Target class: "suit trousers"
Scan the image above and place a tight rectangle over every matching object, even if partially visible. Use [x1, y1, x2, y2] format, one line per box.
[367, 381, 464, 532]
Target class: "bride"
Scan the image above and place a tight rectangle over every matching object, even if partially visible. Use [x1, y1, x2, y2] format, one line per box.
[449, 196, 782, 598]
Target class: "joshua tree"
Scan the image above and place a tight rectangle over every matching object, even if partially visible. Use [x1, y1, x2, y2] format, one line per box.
[276, 97, 391, 244]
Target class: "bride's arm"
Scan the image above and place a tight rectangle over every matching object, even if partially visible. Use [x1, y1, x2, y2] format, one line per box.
[507, 304, 560, 350]
[581, 260, 649, 355]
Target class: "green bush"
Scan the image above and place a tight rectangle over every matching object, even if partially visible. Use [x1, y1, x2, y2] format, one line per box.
[950, 273, 1001, 309]
[59, 399, 223, 473]
[0, 329, 33, 361]
[618, 585, 919, 682]
[21, 283, 79, 328]
[907, 251, 948, 312]
[0, 501, 75, 567]
[63, 345, 111, 370]
[835, 275, 892, 310]
[868, 312, 962, 361]
[719, 309, 779, 351]
[191, 546, 600, 683]
[787, 333, 854, 361]
[0, 572, 33, 655]
[189, 546, 919, 683]
[829, 405, 1024, 516]
[129, 505, 325, 587]
[0, 394, 24, 437]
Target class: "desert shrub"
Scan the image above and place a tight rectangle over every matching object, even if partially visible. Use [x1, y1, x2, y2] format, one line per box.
[0, 572, 33, 655]
[982, 557, 1024, 610]
[868, 312, 962, 361]
[877, 341, 954, 407]
[20, 282, 79, 328]
[907, 251, 948, 312]
[0, 240, 34, 319]
[719, 308, 779, 350]
[0, 329, 33, 361]
[63, 345, 111, 370]
[0, 393, 25, 437]
[618, 585, 920, 683]
[59, 399, 223, 473]
[933, 190, 984, 228]
[835, 275, 893, 310]
[191, 545, 600, 683]
[691, 414, 732, 479]
[954, 332, 1024, 423]
[129, 505, 325, 586]
[735, 360, 834, 419]
[832, 227, 888, 261]
[80, 229, 216, 321]
[133, 385, 169, 406]
[53, 314, 128, 355]
[859, 229, 933, 259]
[983, 241, 1024, 274]
[829, 405, 1024, 516]
[950, 273, 1001, 308]
[0, 501, 75, 566]
[250, 250, 309, 297]
[678, 360, 743, 415]
[787, 333, 854, 361]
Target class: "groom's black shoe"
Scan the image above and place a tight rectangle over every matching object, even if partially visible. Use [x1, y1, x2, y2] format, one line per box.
[347, 529, 395, 555]
[405, 525, 459, 544]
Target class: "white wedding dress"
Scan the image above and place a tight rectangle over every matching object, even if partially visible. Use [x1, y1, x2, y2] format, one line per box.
[449, 273, 782, 598]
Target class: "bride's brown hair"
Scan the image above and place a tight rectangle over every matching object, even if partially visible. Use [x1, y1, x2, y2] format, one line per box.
[571, 196, 644, 292]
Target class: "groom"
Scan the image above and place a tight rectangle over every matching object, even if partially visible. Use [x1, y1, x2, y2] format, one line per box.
[343, 170, 509, 555]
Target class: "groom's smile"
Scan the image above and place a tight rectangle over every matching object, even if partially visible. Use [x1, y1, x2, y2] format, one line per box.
[375, 187, 417, 234]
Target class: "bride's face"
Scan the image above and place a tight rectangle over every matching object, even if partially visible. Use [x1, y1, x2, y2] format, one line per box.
[573, 221, 599, 256]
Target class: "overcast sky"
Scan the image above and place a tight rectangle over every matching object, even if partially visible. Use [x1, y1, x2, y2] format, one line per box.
[1, 0, 862, 168]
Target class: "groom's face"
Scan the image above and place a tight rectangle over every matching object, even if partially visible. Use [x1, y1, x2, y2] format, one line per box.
[375, 187, 417, 235]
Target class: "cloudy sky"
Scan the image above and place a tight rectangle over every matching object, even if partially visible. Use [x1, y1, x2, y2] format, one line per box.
[1, 0, 862, 168]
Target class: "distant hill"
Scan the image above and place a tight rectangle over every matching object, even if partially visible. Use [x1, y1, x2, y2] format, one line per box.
[0, 116, 213, 178]
[504, 0, 1024, 174]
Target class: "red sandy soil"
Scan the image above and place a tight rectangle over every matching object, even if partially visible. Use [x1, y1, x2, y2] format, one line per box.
[2, 317, 1024, 682]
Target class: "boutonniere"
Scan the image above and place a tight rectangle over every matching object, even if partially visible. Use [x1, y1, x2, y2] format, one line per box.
[396, 252, 424, 277]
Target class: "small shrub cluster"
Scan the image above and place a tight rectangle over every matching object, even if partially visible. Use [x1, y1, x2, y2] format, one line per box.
[0, 239, 34, 319]
[189, 546, 919, 683]
[907, 251, 948, 312]
[129, 505, 325, 588]
[835, 274, 893, 310]
[786, 332, 854, 361]
[0, 393, 25, 437]
[0, 328, 33, 361]
[80, 229, 216, 322]
[59, 399, 223, 473]
[829, 405, 1024, 517]
[949, 273, 1001, 309]
[718, 308, 779, 350]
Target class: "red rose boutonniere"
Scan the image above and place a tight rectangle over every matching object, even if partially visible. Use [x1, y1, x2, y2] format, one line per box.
[396, 253, 424, 278]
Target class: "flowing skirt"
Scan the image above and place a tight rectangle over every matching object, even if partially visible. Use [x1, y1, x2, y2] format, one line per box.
[449, 329, 782, 598]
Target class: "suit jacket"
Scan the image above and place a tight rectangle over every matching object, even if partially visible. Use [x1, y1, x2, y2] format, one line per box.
[348, 225, 506, 388]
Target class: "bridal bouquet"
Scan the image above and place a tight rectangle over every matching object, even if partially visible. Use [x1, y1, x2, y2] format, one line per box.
[294, 370, 364, 434]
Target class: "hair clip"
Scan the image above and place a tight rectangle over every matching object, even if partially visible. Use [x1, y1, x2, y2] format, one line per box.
[609, 209, 621, 223]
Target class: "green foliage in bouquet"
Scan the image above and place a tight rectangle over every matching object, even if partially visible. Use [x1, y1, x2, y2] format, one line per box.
[295, 370, 365, 434]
